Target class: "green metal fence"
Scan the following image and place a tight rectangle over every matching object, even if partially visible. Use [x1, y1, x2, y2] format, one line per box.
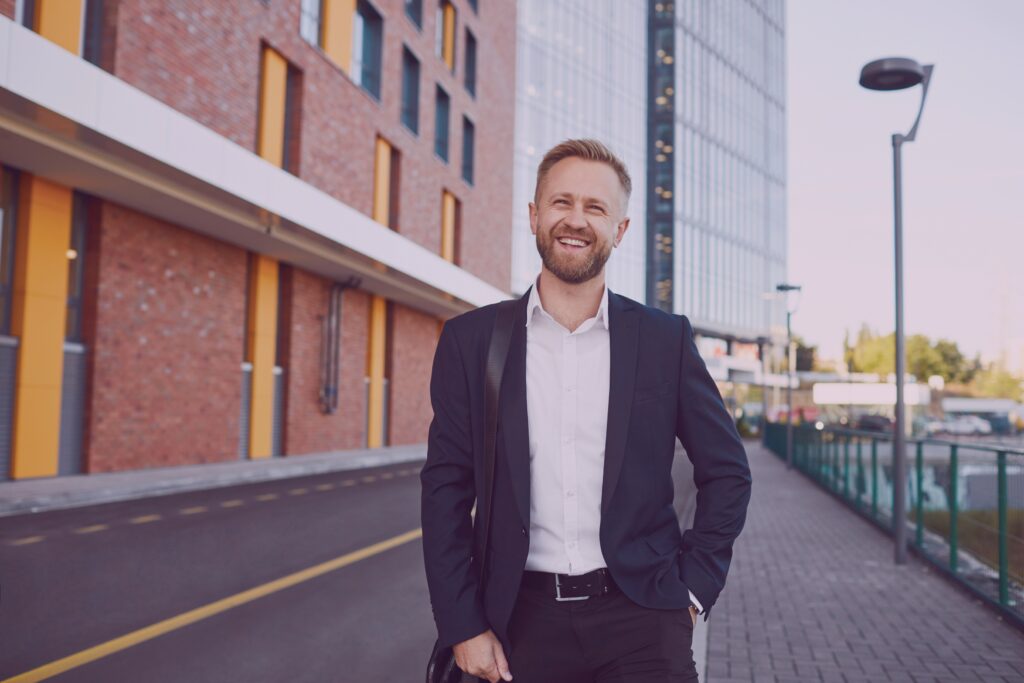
[764, 423, 1024, 628]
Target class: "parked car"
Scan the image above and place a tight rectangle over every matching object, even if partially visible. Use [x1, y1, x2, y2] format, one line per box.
[855, 414, 895, 432]
[981, 414, 1014, 435]
[944, 415, 993, 436]
[918, 417, 946, 436]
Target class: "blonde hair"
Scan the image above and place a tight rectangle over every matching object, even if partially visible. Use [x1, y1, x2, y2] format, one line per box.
[534, 138, 632, 204]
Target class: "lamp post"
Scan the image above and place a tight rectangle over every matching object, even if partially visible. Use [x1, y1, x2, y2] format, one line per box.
[776, 283, 802, 471]
[859, 57, 934, 566]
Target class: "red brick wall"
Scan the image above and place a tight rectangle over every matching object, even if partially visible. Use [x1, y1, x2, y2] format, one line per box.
[60, 0, 516, 469]
[110, 0, 514, 291]
[281, 270, 369, 454]
[388, 304, 440, 446]
[84, 201, 246, 472]
[0, 0, 14, 21]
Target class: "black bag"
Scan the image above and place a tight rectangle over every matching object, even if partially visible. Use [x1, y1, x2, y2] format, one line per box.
[425, 300, 517, 683]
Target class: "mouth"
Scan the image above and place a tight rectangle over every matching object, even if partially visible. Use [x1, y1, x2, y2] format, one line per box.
[555, 235, 591, 251]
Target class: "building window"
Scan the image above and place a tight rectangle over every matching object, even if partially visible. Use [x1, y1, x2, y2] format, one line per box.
[257, 45, 303, 175]
[81, 0, 105, 67]
[18, 0, 104, 63]
[468, 0, 478, 13]
[441, 190, 461, 264]
[435, 0, 456, 71]
[65, 192, 89, 343]
[405, 0, 422, 28]
[373, 137, 401, 230]
[16, 0, 36, 29]
[461, 116, 474, 185]
[401, 47, 420, 135]
[0, 167, 17, 335]
[300, 0, 324, 48]
[352, 0, 383, 99]
[464, 28, 477, 97]
[434, 85, 450, 162]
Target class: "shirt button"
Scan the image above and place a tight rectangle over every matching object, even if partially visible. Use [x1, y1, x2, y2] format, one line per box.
[521, 527, 528, 536]
[566, 490, 575, 498]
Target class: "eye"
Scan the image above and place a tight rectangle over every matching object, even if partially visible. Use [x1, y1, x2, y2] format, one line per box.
[587, 204, 606, 213]
[553, 198, 569, 206]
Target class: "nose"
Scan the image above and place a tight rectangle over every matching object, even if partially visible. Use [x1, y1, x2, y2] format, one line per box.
[563, 202, 588, 230]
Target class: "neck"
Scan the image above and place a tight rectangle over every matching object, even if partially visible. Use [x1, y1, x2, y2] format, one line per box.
[536, 268, 605, 332]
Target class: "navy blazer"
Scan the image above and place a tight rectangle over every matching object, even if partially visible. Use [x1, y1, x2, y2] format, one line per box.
[421, 286, 752, 652]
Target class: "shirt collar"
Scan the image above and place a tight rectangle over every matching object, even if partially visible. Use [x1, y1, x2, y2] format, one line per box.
[525, 275, 610, 330]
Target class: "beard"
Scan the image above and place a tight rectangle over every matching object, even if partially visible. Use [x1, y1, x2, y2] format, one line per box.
[535, 228, 613, 285]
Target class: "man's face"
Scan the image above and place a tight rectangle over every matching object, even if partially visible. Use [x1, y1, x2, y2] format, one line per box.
[530, 157, 630, 285]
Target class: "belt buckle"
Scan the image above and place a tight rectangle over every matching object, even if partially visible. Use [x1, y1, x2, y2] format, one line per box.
[554, 574, 590, 602]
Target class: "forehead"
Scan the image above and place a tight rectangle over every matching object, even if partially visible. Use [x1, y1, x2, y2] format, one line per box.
[540, 157, 623, 203]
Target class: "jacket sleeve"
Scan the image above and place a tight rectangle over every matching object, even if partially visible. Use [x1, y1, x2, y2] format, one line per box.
[674, 314, 752, 620]
[420, 321, 491, 648]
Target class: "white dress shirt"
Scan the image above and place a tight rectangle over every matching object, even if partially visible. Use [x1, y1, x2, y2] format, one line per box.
[522, 277, 703, 613]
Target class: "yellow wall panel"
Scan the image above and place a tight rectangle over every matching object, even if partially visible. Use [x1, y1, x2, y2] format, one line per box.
[10, 175, 72, 479]
[372, 137, 391, 226]
[323, 0, 356, 73]
[35, 0, 84, 55]
[366, 295, 386, 449]
[442, 3, 456, 70]
[257, 47, 288, 168]
[246, 254, 279, 459]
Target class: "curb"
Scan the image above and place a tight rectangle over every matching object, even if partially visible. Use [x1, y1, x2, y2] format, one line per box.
[0, 443, 428, 517]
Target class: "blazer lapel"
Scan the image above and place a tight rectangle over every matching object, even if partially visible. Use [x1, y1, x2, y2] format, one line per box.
[601, 291, 639, 514]
[500, 289, 531, 530]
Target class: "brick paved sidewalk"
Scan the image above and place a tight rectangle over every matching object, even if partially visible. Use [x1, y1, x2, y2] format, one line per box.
[705, 441, 1024, 683]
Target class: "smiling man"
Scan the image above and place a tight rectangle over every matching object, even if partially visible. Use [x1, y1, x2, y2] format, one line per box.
[421, 139, 752, 682]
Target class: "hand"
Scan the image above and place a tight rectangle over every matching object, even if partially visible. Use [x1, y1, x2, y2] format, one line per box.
[452, 629, 513, 682]
[688, 605, 697, 627]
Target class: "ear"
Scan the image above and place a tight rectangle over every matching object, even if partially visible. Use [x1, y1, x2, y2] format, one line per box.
[614, 216, 630, 247]
[529, 202, 538, 235]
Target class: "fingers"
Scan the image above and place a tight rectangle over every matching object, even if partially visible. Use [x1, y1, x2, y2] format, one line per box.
[493, 641, 513, 681]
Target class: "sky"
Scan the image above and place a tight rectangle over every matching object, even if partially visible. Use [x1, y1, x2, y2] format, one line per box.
[786, 0, 1024, 365]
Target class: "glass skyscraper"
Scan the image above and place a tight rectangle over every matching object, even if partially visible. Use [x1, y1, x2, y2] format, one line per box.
[669, 0, 787, 343]
[512, 0, 648, 300]
[513, 0, 787, 357]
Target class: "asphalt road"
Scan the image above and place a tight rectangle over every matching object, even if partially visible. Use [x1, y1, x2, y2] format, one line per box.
[0, 449, 700, 683]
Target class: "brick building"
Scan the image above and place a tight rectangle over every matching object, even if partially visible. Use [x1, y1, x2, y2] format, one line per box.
[0, 0, 515, 479]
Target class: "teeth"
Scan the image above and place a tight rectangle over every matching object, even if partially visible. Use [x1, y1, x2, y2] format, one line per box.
[558, 238, 588, 247]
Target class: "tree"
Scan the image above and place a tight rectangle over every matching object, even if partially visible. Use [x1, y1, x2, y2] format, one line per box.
[845, 326, 979, 383]
[972, 364, 1024, 402]
[906, 334, 945, 380]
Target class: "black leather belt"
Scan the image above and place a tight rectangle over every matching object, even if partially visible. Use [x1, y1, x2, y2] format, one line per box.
[521, 568, 619, 601]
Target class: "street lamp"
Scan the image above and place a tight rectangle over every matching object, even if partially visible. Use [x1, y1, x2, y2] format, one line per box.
[776, 282, 802, 471]
[859, 57, 934, 566]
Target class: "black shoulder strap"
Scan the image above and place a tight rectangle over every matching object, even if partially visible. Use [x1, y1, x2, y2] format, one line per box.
[478, 299, 516, 585]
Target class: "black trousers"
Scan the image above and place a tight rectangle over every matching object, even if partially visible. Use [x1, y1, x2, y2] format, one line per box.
[490, 581, 699, 682]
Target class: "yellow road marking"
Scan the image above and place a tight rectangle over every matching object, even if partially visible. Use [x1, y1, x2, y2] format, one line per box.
[73, 525, 108, 535]
[129, 515, 161, 525]
[340, 480, 357, 487]
[314, 483, 334, 491]
[179, 506, 207, 515]
[220, 500, 244, 508]
[255, 493, 278, 502]
[288, 488, 308, 496]
[361, 476, 377, 483]
[2, 528, 423, 683]
[9, 536, 44, 546]
[380, 473, 394, 479]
